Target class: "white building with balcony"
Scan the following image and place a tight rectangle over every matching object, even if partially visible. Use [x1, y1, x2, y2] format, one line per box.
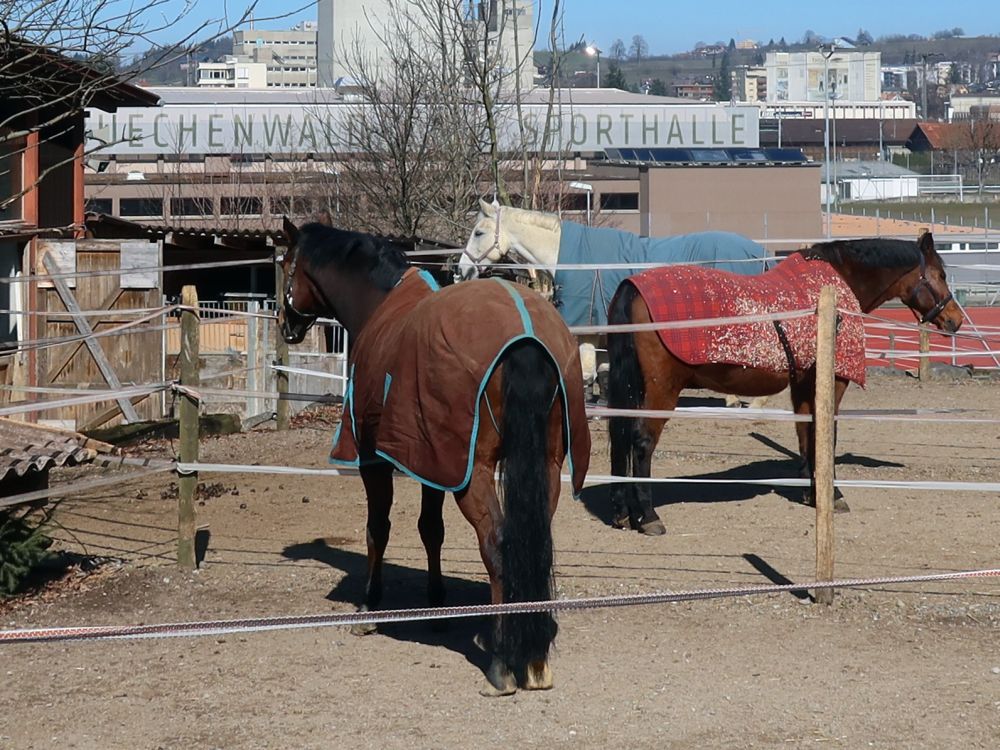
[196, 57, 268, 89]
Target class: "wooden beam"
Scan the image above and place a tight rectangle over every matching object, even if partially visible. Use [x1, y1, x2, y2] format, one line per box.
[41, 253, 140, 423]
[78, 392, 152, 432]
[45, 286, 123, 383]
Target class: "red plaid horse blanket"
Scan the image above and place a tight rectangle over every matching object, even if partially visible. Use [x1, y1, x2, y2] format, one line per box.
[625, 253, 866, 386]
[330, 269, 591, 493]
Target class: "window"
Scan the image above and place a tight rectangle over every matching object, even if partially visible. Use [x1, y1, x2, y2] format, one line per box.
[270, 196, 292, 215]
[600, 193, 639, 211]
[221, 196, 263, 216]
[85, 198, 113, 215]
[561, 194, 589, 211]
[119, 198, 163, 217]
[170, 197, 213, 217]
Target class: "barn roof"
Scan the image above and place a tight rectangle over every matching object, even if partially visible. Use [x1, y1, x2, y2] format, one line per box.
[906, 122, 966, 151]
[0, 35, 160, 112]
[83, 213, 460, 254]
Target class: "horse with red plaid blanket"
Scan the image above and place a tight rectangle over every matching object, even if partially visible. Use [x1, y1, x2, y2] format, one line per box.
[607, 232, 963, 535]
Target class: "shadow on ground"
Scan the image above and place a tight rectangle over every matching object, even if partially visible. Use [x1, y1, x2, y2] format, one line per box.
[282, 538, 492, 675]
[580, 430, 905, 527]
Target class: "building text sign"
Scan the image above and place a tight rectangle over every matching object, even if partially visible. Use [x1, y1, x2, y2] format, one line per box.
[86, 103, 759, 155]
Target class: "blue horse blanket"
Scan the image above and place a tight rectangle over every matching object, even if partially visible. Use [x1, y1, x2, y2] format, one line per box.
[554, 222, 773, 327]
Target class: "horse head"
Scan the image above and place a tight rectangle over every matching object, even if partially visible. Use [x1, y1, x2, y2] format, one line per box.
[900, 231, 963, 334]
[457, 198, 511, 280]
[278, 217, 320, 344]
[806, 232, 963, 335]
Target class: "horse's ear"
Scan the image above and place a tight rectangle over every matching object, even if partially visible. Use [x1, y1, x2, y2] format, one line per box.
[917, 229, 935, 256]
[282, 216, 299, 247]
[479, 198, 494, 216]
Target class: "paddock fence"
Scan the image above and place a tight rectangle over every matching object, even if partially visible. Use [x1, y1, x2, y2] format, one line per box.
[0, 241, 998, 643]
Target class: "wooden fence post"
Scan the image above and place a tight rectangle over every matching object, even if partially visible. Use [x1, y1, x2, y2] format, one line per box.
[178, 285, 200, 570]
[918, 327, 931, 382]
[274, 262, 290, 431]
[814, 285, 837, 605]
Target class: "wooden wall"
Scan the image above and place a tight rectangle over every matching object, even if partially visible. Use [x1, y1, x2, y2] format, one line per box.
[36, 239, 164, 429]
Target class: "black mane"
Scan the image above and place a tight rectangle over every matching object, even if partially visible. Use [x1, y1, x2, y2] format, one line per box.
[801, 238, 936, 269]
[297, 223, 409, 291]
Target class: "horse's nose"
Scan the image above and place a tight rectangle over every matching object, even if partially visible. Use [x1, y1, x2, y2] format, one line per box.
[457, 261, 478, 281]
[942, 318, 960, 334]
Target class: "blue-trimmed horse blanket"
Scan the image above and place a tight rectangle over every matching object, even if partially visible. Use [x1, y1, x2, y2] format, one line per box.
[554, 222, 773, 327]
[330, 268, 591, 493]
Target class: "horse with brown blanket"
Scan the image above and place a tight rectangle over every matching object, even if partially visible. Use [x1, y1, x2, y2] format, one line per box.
[279, 218, 590, 696]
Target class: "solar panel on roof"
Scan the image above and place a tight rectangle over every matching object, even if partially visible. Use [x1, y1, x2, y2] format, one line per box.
[761, 148, 808, 162]
[600, 147, 809, 165]
[688, 149, 730, 162]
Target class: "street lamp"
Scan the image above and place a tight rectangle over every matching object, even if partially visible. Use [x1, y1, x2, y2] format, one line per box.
[570, 180, 594, 225]
[585, 44, 601, 88]
[819, 43, 837, 238]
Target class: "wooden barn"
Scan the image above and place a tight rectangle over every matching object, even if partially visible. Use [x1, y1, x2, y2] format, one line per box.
[1, 37, 159, 428]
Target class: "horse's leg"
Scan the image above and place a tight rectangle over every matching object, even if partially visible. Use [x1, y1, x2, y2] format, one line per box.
[455, 459, 516, 697]
[790, 374, 850, 512]
[418, 484, 447, 624]
[628, 319, 685, 536]
[352, 462, 394, 636]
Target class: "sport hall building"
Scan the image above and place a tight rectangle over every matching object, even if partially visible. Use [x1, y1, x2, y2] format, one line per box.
[84, 86, 821, 246]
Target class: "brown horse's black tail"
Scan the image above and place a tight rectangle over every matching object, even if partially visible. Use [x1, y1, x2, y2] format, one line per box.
[497, 339, 559, 675]
[608, 283, 645, 478]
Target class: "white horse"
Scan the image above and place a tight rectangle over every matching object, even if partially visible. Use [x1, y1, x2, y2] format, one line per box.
[458, 200, 774, 408]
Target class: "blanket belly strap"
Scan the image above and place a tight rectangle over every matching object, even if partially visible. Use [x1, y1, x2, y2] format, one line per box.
[772, 320, 797, 378]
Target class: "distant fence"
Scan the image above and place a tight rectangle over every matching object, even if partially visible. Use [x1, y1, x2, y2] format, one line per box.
[917, 174, 964, 198]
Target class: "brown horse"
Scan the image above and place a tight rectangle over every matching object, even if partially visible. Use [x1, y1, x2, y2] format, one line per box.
[607, 232, 963, 535]
[278, 218, 590, 695]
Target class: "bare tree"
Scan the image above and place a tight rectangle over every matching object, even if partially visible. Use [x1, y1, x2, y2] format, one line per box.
[947, 116, 1000, 194]
[629, 34, 648, 61]
[312, 0, 574, 242]
[1, 0, 279, 214]
[609, 38, 626, 62]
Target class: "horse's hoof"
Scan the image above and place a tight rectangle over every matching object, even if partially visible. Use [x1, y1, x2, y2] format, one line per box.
[350, 621, 378, 637]
[522, 660, 553, 690]
[611, 512, 632, 530]
[639, 518, 666, 536]
[480, 660, 517, 697]
[833, 497, 851, 513]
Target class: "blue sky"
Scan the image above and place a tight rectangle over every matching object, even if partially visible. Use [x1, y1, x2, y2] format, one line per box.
[144, 1, 999, 55]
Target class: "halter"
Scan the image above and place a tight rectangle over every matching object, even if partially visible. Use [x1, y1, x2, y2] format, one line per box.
[465, 202, 504, 267]
[465, 202, 536, 274]
[281, 242, 318, 324]
[905, 253, 953, 325]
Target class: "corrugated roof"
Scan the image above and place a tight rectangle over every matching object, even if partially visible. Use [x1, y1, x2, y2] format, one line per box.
[0, 418, 111, 486]
[821, 160, 919, 181]
[84, 213, 459, 252]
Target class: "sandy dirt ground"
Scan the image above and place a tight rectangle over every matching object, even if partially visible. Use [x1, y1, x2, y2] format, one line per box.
[2, 375, 999, 749]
